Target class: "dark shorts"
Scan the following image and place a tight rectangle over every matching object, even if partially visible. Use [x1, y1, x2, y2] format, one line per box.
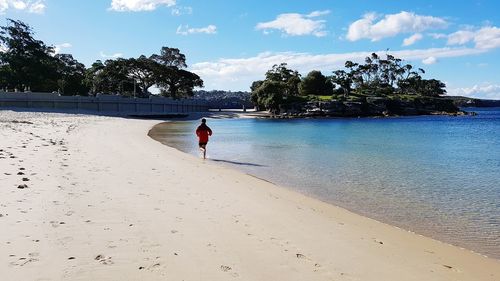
[199, 142, 207, 147]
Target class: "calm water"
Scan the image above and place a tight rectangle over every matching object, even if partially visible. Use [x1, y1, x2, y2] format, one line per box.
[151, 108, 500, 259]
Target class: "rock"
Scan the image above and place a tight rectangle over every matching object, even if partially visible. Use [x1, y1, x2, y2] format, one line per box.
[17, 184, 28, 189]
[343, 102, 364, 116]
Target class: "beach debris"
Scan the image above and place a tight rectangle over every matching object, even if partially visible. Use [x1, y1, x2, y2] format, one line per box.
[17, 184, 28, 189]
[68, 257, 75, 260]
[220, 265, 232, 272]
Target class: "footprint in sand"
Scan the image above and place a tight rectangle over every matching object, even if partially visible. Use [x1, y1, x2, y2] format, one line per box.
[10, 253, 39, 266]
[49, 221, 65, 227]
[296, 253, 322, 271]
[220, 265, 239, 277]
[95, 254, 114, 265]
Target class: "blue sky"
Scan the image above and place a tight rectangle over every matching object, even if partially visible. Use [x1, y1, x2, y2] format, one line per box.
[1, 0, 500, 99]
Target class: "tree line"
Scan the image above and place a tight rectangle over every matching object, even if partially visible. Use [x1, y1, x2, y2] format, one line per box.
[0, 19, 203, 98]
[251, 53, 447, 112]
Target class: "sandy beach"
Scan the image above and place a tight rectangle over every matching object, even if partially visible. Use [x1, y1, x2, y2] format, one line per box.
[0, 110, 499, 281]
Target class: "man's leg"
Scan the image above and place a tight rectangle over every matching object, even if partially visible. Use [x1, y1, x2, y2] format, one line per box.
[199, 144, 206, 159]
[202, 144, 207, 159]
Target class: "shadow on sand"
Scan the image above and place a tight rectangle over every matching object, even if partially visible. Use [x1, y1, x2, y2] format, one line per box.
[210, 159, 266, 167]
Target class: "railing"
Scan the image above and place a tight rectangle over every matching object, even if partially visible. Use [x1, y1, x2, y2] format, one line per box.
[0, 92, 209, 114]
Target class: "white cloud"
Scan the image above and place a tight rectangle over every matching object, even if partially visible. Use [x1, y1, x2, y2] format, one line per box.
[110, 0, 175, 12]
[176, 24, 216, 35]
[100, 51, 124, 59]
[422, 56, 437, 65]
[171, 6, 192, 16]
[0, 0, 45, 14]
[190, 47, 487, 91]
[447, 84, 500, 100]
[447, 30, 475, 45]
[11, 1, 27, 9]
[307, 10, 330, 17]
[54, 43, 72, 54]
[447, 26, 500, 49]
[403, 33, 423, 46]
[347, 11, 448, 41]
[28, 0, 44, 13]
[255, 10, 330, 37]
[474, 26, 500, 49]
[429, 33, 447, 39]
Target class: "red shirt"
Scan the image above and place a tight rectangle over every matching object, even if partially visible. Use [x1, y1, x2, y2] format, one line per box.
[196, 124, 212, 143]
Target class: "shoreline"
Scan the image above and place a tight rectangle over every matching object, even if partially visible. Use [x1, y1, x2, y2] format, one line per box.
[1, 110, 499, 280]
[148, 114, 500, 260]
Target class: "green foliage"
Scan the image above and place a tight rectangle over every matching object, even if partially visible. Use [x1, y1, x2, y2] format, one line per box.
[0, 19, 203, 98]
[91, 47, 203, 98]
[299, 70, 333, 96]
[251, 63, 302, 111]
[329, 53, 446, 99]
[0, 19, 59, 91]
[251, 80, 286, 112]
[55, 54, 89, 95]
[265, 63, 301, 96]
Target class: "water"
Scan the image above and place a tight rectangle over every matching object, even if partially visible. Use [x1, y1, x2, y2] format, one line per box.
[150, 108, 500, 259]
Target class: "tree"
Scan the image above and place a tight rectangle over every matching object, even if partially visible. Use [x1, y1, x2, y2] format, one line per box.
[0, 19, 59, 91]
[251, 80, 285, 112]
[250, 63, 302, 111]
[420, 79, 446, 97]
[94, 58, 130, 95]
[299, 70, 333, 96]
[151, 47, 203, 98]
[330, 70, 352, 98]
[55, 54, 88, 95]
[265, 63, 301, 96]
[85, 60, 105, 95]
[127, 55, 157, 97]
[151, 47, 187, 68]
[87, 47, 203, 98]
[158, 68, 203, 99]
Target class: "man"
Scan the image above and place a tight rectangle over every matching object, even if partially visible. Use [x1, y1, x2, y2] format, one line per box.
[195, 118, 212, 159]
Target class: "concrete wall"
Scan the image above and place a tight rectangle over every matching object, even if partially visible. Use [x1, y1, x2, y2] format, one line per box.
[0, 92, 209, 114]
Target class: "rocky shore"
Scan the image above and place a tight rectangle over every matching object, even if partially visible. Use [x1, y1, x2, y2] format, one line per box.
[275, 97, 471, 118]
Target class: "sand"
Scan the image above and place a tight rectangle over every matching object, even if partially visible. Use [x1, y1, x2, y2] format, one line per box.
[0, 110, 498, 281]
